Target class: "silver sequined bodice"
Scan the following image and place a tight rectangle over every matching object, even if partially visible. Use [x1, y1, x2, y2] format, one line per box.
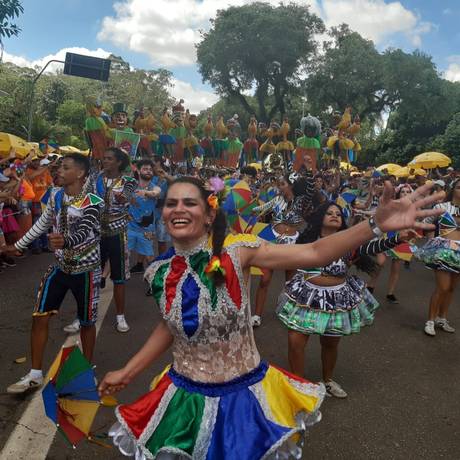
[145, 237, 261, 383]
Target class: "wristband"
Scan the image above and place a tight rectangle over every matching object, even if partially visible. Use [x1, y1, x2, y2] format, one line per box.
[368, 216, 384, 237]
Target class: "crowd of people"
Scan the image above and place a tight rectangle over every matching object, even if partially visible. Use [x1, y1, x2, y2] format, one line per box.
[1, 124, 459, 457]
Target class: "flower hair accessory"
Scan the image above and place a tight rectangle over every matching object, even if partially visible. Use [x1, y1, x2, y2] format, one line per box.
[205, 255, 226, 277]
[207, 194, 219, 210]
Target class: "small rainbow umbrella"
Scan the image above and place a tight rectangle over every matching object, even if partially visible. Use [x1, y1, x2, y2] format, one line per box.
[385, 232, 417, 262]
[258, 187, 277, 205]
[241, 214, 276, 242]
[42, 345, 100, 448]
[222, 180, 252, 215]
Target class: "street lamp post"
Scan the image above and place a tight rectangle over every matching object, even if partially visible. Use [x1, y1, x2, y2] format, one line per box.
[26, 59, 64, 141]
[26, 53, 111, 141]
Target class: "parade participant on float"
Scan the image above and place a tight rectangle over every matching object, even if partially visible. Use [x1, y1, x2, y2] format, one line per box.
[159, 107, 177, 160]
[250, 156, 315, 327]
[277, 202, 415, 398]
[65, 147, 136, 335]
[99, 177, 441, 459]
[243, 115, 259, 163]
[418, 178, 460, 336]
[112, 103, 133, 132]
[226, 114, 243, 169]
[6, 154, 102, 394]
[128, 160, 162, 274]
[85, 97, 111, 161]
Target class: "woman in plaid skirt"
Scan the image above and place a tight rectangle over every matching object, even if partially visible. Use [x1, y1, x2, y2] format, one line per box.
[277, 201, 415, 398]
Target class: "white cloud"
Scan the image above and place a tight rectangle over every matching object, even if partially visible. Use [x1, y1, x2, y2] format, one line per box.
[320, 0, 432, 47]
[444, 56, 460, 82]
[445, 64, 460, 82]
[170, 78, 218, 113]
[98, 0, 321, 67]
[98, 0, 430, 67]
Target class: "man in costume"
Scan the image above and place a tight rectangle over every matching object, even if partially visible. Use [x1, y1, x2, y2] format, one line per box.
[128, 159, 162, 274]
[6, 154, 102, 394]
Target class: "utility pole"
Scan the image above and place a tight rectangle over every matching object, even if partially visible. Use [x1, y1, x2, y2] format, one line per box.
[26, 59, 64, 141]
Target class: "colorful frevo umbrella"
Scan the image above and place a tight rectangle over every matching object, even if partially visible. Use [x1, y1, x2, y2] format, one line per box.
[42, 345, 100, 448]
[257, 187, 277, 205]
[385, 231, 417, 262]
[239, 214, 276, 242]
[222, 180, 252, 214]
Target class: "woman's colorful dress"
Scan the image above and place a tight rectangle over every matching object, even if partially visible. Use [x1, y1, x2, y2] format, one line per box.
[277, 236, 400, 336]
[109, 234, 325, 459]
[416, 202, 460, 273]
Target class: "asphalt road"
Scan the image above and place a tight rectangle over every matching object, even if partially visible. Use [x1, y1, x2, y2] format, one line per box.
[1, 251, 459, 459]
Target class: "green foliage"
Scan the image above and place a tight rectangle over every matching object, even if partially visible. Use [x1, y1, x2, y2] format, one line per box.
[0, 0, 23, 42]
[197, 2, 324, 122]
[39, 78, 69, 122]
[0, 54, 173, 147]
[57, 100, 86, 133]
[430, 112, 460, 168]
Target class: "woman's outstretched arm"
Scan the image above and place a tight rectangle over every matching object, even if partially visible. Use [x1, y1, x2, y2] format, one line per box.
[241, 182, 444, 271]
[98, 319, 173, 395]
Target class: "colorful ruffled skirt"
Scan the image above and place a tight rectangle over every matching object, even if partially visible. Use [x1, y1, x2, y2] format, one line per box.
[415, 237, 460, 273]
[110, 361, 325, 459]
[277, 274, 379, 336]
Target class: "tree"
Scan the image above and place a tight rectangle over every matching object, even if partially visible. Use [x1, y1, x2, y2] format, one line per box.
[0, 0, 23, 57]
[306, 25, 386, 121]
[38, 78, 70, 122]
[196, 2, 324, 122]
[431, 112, 460, 168]
[57, 100, 86, 134]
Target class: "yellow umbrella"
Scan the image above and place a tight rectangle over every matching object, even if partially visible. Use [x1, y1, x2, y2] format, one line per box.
[408, 152, 451, 169]
[58, 145, 82, 155]
[340, 161, 353, 170]
[394, 166, 427, 178]
[0, 132, 31, 159]
[248, 162, 262, 171]
[376, 163, 401, 175]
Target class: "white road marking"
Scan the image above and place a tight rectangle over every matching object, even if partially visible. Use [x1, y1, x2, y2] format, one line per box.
[0, 281, 114, 460]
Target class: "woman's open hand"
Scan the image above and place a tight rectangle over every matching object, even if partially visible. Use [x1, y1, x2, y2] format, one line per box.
[375, 182, 444, 232]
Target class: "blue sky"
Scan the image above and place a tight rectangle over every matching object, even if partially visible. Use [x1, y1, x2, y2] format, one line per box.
[4, 0, 460, 111]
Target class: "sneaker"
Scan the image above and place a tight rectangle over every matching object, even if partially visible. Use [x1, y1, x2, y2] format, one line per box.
[130, 262, 144, 274]
[325, 380, 348, 398]
[1, 255, 16, 267]
[251, 315, 262, 327]
[435, 317, 455, 333]
[7, 372, 43, 394]
[424, 320, 436, 336]
[116, 317, 130, 333]
[63, 318, 81, 334]
[386, 294, 399, 304]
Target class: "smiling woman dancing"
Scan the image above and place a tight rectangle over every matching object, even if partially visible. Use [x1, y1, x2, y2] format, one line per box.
[99, 177, 442, 460]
